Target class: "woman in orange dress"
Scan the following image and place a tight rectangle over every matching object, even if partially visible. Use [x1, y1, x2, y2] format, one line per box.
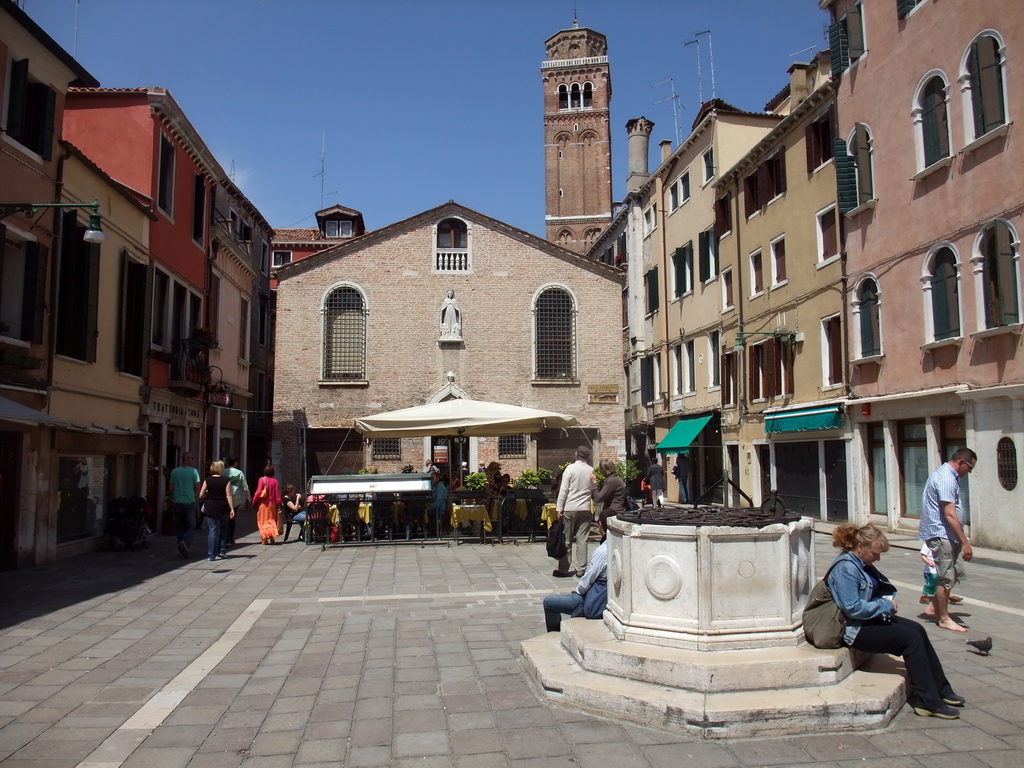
[252, 464, 281, 544]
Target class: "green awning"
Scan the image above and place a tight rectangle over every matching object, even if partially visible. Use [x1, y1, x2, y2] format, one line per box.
[765, 404, 843, 434]
[656, 413, 713, 453]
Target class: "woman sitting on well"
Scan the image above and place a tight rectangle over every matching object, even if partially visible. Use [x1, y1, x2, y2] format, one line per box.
[827, 523, 964, 720]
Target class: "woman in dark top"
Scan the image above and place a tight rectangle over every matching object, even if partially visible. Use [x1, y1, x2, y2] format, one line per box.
[595, 459, 626, 526]
[282, 483, 305, 543]
[199, 460, 234, 561]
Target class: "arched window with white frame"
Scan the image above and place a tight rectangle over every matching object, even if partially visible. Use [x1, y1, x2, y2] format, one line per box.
[853, 276, 881, 358]
[961, 31, 1007, 141]
[847, 122, 874, 205]
[913, 72, 951, 169]
[534, 286, 576, 380]
[322, 284, 367, 381]
[582, 82, 593, 108]
[922, 245, 962, 343]
[557, 83, 568, 110]
[974, 220, 1021, 330]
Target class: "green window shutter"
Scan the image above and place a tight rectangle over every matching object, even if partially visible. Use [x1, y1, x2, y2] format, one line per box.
[698, 230, 710, 282]
[22, 242, 48, 344]
[835, 138, 858, 214]
[897, 0, 914, 20]
[828, 22, 848, 77]
[931, 252, 959, 340]
[85, 241, 100, 363]
[859, 282, 879, 357]
[994, 221, 1019, 326]
[6, 59, 28, 141]
[673, 248, 685, 297]
[847, 6, 865, 60]
[921, 80, 950, 166]
[970, 37, 1006, 137]
[647, 267, 660, 313]
[38, 84, 55, 160]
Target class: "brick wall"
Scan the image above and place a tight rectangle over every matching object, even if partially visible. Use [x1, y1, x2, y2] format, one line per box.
[272, 205, 625, 487]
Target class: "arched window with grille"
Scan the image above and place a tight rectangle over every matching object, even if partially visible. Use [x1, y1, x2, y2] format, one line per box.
[322, 285, 366, 380]
[534, 286, 576, 380]
[977, 220, 1021, 329]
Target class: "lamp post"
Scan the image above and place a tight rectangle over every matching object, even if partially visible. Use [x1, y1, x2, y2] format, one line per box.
[0, 200, 106, 243]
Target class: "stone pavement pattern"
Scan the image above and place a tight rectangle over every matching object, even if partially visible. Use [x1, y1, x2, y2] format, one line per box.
[0, 525, 1023, 768]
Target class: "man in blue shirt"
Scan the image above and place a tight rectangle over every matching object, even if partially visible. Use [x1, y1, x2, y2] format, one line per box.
[919, 447, 976, 632]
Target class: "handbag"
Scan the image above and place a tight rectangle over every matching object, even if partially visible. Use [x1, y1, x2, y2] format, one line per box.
[802, 561, 846, 649]
[624, 495, 639, 512]
[583, 577, 608, 619]
[546, 517, 568, 559]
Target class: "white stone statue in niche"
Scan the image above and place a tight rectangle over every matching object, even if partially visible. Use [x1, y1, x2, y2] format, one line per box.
[439, 289, 462, 340]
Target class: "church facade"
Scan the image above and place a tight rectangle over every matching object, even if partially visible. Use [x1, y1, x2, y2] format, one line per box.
[271, 202, 624, 486]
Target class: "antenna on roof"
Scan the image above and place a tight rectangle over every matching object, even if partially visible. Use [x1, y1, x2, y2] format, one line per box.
[789, 45, 818, 60]
[73, 0, 81, 58]
[694, 30, 716, 100]
[652, 78, 684, 147]
[229, 159, 236, 182]
[313, 131, 327, 209]
[683, 38, 702, 104]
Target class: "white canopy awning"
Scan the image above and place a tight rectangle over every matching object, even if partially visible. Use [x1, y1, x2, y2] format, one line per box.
[354, 399, 580, 438]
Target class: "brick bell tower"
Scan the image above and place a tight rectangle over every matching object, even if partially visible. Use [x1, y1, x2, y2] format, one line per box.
[542, 22, 613, 254]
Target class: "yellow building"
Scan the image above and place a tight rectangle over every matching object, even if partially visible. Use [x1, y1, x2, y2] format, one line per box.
[47, 145, 152, 557]
[715, 54, 848, 519]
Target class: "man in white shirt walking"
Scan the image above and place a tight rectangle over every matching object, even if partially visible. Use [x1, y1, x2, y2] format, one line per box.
[554, 445, 597, 578]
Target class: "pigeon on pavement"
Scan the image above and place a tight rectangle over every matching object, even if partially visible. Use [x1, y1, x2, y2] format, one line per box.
[966, 636, 993, 655]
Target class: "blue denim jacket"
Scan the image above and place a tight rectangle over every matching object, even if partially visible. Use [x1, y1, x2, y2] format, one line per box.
[825, 551, 897, 645]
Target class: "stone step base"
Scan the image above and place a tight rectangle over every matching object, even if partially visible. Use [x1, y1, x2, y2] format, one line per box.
[561, 618, 862, 692]
[522, 628, 906, 739]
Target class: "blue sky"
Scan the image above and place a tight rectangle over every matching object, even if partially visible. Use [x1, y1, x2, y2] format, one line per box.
[24, 0, 830, 236]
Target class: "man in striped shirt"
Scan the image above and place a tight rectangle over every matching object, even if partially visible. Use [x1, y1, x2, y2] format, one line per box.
[919, 447, 977, 632]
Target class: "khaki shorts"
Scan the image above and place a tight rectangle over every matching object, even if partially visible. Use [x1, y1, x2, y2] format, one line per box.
[925, 537, 965, 589]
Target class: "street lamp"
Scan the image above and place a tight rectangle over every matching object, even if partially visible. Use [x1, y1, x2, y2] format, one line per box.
[0, 200, 106, 243]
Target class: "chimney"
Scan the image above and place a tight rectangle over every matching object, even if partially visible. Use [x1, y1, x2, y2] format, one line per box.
[660, 139, 673, 163]
[625, 117, 655, 194]
[787, 61, 814, 108]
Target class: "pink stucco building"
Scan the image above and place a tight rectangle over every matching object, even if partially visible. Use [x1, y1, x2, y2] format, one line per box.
[824, 0, 1023, 549]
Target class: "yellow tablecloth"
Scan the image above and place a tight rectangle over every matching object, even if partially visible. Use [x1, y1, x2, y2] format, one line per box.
[515, 498, 528, 520]
[541, 503, 558, 528]
[357, 502, 372, 524]
[329, 505, 339, 525]
[451, 503, 493, 532]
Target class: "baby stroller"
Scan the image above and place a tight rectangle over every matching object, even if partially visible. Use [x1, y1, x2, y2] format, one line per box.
[103, 497, 150, 551]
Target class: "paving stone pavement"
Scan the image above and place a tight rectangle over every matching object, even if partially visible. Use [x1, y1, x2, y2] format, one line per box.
[1, 521, 1023, 768]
